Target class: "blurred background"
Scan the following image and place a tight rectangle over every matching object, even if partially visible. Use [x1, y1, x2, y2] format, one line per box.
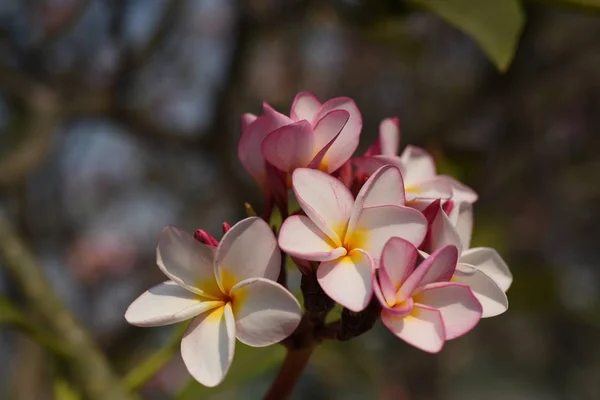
[1, 1, 599, 399]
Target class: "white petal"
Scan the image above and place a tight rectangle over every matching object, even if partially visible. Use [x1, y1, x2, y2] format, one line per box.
[348, 165, 406, 236]
[414, 282, 482, 340]
[454, 263, 508, 318]
[278, 215, 346, 262]
[230, 278, 301, 347]
[378, 117, 400, 157]
[292, 168, 354, 244]
[317, 249, 374, 312]
[347, 205, 427, 262]
[399, 145, 437, 185]
[460, 248, 513, 292]
[429, 204, 463, 254]
[157, 226, 221, 298]
[449, 202, 473, 250]
[181, 303, 236, 387]
[125, 281, 223, 327]
[381, 305, 446, 353]
[215, 217, 280, 293]
[405, 178, 453, 203]
[354, 164, 406, 209]
[439, 175, 478, 203]
[290, 92, 322, 122]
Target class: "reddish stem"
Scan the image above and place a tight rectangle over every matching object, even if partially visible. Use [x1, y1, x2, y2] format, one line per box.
[263, 345, 314, 400]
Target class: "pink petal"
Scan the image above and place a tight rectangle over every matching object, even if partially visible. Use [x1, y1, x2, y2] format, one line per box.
[230, 278, 301, 347]
[347, 165, 406, 236]
[292, 168, 354, 244]
[429, 203, 463, 253]
[278, 215, 347, 262]
[381, 304, 446, 353]
[240, 113, 257, 132]
[377, 266, 398, 307]
[378, 117, 400, 157]
[454, 263, 508, 318]
[125, 281, 223, 327]
[261, 120, 315, 172]
[448, 202, 473, 250]
[398, 246, 458, 300]
[317, 249, 374, 312]
[414, 282, 482, 340]
[439, 175, 478, 203]
[290, 91, 322, 122]
[381, 237, 418, 290]
[308, 110, 350, 170]
[238, 104, 292, 190]
[181, 304, 236, 387]
[311, 110, 352, 173]
[215, 217, 280, 293]
[347, 205, 427, 262]
[157, 226, 222, 299]
[314, 97, 362, 173]
[399, 145, 437, 185]
[460, 248, 513, 292]
[353, 155, 404, 177]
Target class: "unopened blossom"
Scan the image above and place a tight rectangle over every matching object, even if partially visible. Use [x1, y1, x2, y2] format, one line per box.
[238, 92, 362, 192]
[125, 217, 301, 387]
[278, 165, 427, 312]
[374, 238, 482, 353]
[354, 117, 477, 206]
[426, 202, 512, 317]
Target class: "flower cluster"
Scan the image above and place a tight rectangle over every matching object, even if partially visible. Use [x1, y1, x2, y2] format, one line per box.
[125, 92, 512, 386]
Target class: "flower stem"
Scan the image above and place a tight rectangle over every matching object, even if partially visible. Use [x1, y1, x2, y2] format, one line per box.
[263, 345, 314, 400]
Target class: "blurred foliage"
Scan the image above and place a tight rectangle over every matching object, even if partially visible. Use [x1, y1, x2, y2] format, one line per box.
[409, 0, 525, 72]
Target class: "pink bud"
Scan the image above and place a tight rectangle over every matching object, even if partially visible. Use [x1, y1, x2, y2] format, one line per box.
[193, 229, 219, 247]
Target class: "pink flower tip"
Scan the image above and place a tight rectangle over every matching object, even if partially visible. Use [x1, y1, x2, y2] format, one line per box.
[222, 222, 231, 234]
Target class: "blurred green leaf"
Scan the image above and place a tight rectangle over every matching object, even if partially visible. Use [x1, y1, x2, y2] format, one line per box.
[53, 375, 81, 400]
[176, 343, 285, 399]
[0, 296, 69, 357]
[0, 296, 28, 325]
[123, 323, 187, 391]
[409, 0, 525, 72]
[538, 0, 600, 12]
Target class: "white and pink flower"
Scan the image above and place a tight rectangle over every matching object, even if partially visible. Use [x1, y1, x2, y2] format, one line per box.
[238, 92, 362, 191]
[278, 165, 427, 312]
[125, 217, 301, 387]
[354, 117, 478, 206]
[426, 202, 512, 317]
[374, 238, 482, 353]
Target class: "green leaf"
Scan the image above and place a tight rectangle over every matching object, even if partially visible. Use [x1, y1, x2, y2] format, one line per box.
[53, 375, 81, 400]
[123, 323, 188, 391]
[0, 296, 70, 357]
[409, 0, 525, 72]
[538, 0, 600, 12]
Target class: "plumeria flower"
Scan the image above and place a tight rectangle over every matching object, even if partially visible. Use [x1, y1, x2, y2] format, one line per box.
[354, 117, 477, 206]
[125, 217, 302, 387]
[262, 92, 362, 175]
[238, 93, 362, 190]
[278, 165, 428, 312]
[426, 202, 512, 318]
[374, 238, 482, 353]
